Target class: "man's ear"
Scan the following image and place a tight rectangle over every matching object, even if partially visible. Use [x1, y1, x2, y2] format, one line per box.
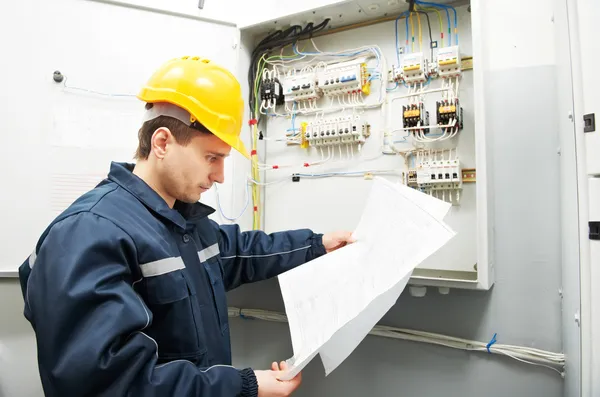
[150, 127, 172, 159]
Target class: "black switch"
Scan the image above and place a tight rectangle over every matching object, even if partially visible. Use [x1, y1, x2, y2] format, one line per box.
[584, 113, 596, 133]
[590, 221, 600, 240]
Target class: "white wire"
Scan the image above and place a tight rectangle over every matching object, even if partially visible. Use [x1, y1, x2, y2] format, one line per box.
[228, 307, 565, 377]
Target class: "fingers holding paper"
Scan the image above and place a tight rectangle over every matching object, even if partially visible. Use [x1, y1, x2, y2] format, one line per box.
[255, 360, 302, 397]
[322, 231, 356, 253]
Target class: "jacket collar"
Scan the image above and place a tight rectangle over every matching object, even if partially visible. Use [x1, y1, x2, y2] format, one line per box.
[107, 162, 216, 230]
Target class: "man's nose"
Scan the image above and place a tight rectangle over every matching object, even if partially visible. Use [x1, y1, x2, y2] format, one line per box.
[210, 164, 225, 184]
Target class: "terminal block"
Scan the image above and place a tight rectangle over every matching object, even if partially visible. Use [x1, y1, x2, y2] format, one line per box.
[407, 169, 418, 187]
[403, 103, 430, 129]
[305, 115, 368, 147]
[436, 99, 463, 129]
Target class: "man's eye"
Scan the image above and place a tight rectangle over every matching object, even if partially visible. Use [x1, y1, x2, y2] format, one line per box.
[207, 156, 217, 163]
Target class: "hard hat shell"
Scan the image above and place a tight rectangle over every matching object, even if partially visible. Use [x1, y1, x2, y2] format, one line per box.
[137, 56, 249, 159]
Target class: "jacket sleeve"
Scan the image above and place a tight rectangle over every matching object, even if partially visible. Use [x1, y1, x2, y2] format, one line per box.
[22, 212, 258, 397]
[213, 221, 327, 291]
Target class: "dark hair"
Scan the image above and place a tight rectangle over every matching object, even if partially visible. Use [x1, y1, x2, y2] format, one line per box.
[134, 104, 210, 160]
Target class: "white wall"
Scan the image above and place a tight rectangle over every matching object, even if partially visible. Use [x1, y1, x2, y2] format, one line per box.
[0, 0, 241, 394]
[92, 0, 349, 28]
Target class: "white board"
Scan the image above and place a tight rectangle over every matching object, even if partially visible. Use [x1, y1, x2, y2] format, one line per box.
[0, 0, 239, 275]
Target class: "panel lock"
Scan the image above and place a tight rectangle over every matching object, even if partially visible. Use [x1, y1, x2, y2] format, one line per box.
[584, 113, 595, 133]
[590, 221, 600, 240]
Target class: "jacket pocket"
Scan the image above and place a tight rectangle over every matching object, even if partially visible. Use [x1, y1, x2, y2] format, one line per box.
[203, 258, 229, 333]
[143, 270, 207, 360]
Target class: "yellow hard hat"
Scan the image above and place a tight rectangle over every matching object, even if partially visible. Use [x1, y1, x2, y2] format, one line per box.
[137, 56, 249, 159]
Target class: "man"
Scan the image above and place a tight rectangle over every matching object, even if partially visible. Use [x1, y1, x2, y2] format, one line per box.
[18, 56, 354, 396]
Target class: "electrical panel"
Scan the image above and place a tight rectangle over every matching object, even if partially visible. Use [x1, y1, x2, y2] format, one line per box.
[437, 46, 461, 78]
[281, 73, 321, 102]
[244, 2, 492, 291]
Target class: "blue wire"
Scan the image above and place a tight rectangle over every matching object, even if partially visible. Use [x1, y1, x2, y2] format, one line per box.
[296, 170, 392, 178]
[486, 333, 497, 353]
[215, 182, 249, 222]
[395, 12, 409, 66]
[292, 101, 296, 132]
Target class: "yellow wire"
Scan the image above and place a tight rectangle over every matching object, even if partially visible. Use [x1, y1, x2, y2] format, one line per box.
[417, 6, 444, 48]
[250, 47, 306, 230]
[416, 12, 422, 52]
[409, 12, 415, 52]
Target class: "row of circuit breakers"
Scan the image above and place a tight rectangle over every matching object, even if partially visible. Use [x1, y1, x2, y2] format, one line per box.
[261, 46, 464, 133]
[260, 61, 371, 106]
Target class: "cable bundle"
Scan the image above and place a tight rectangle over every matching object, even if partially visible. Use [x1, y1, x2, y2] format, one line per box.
[228, 307, 565, 377]
[246, 20, 331, 230]
[248, 19, 331, 118]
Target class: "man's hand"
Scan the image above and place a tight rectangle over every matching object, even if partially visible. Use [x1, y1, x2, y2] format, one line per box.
[322, 231, 356, 253]
[255, 361, 301, 397]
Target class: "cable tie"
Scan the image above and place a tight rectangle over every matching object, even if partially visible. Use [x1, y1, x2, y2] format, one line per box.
[250, 150, 257, 156]
[253, 206, 258, 212]
[486, 333, 497, 353]
[303, 163, 310, 167]
[272, 165, 279, 169]
[248, 119, 258, 126]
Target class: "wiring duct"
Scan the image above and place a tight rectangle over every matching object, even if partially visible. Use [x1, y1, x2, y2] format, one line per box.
[228, 307, 566, 377]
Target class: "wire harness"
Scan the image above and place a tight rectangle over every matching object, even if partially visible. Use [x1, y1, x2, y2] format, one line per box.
[228, 307, 566, 377]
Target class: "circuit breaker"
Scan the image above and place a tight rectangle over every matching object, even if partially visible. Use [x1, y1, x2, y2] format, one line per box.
[317, 61, 369, 96]
[281, 73, 321, 102]
[437, 46, 461, 78]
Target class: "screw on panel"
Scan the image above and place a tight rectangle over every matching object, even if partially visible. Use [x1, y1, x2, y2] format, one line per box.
[53, 70, 64, 83]
[575, 311, 580, 326]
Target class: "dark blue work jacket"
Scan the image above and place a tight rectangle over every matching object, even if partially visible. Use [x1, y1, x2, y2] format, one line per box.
[18, 162, 326, 397]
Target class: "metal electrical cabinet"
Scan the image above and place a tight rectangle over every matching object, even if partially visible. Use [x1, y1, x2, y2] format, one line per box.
[236, 0, 494, 293]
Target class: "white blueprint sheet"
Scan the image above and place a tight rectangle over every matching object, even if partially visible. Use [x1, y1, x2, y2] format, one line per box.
[277, 177, 456, 380]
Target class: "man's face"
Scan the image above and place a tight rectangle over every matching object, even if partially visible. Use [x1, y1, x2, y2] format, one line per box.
[158, 129, 231, 204]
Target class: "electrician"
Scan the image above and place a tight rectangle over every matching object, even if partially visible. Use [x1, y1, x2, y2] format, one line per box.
[18, 56, 354, 397]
